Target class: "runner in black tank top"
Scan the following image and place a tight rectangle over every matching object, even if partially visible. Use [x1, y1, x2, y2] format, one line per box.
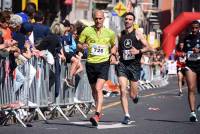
[115, 12, 150, 125]
[183, 21, 200, 122]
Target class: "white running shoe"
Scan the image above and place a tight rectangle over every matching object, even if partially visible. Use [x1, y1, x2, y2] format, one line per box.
[189, 112, 198, 122]
[122, 116, 131, 125]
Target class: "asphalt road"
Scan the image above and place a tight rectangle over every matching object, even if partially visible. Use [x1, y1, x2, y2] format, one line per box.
[0, 76, 200, 134]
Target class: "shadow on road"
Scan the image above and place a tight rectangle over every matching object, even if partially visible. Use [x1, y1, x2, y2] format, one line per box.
[144, 118, 200, 125]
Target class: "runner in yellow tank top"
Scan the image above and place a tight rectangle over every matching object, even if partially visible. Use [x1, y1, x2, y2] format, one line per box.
[78, 9, 117, 126]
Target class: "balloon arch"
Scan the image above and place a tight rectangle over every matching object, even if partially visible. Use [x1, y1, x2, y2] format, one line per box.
[162, 12, 200, 58]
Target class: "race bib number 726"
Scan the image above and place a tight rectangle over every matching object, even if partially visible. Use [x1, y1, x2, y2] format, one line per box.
[91, 44, 107, 56]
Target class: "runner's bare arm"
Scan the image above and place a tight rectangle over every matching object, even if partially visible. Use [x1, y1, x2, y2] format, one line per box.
[140, 37, 151, 53]
[110, 35, 118, 64]
[136, 29, 152, 53]
[77, 43, 88, 52]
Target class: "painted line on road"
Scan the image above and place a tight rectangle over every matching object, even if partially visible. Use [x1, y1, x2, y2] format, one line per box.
[46, 128, 58, 130]
[70, 121, 136, 129]
[102, 87, 187, 110]
[103, 101, 121, 110]
[97, 122, 136, 129]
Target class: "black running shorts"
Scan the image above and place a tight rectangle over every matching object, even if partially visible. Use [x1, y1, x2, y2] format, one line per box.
[115, 62, 141, 81]
[185, 61, 200, 74]
[177, 67, 186, 75]
[86, 61, 110, 84]
[64, 52, 75, 63]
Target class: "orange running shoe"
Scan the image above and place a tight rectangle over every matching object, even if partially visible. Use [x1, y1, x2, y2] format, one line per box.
[90, 114, 101, 126]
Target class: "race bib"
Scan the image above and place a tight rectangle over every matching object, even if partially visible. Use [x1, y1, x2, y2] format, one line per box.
[187, 51, 193, 58]
[123, 50, 135, 60]
[188, 52, 200, 61]
[63, 41, 70, 53]
[64, 45, 69, 53]
[91, 44, 107, 56]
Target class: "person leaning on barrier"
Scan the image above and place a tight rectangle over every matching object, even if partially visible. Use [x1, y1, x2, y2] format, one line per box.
[115, 12, 150, 125]
[0, 11, 12, 41]
[0, 12, 19, 57]
[78, 9, 117, 126]
[36, 23, 65, 97]
[183, 20, 200, 122]
[33, 10, 51, 46]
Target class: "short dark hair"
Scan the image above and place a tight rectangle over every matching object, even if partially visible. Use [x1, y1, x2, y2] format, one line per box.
[124, 12, 135, 20]
[61, 19, 70, 27]
[0, 11, 11, 23]
[24, 2, 36, 17]
[192, 20, 200, 26]
[34, 11, 44, 22]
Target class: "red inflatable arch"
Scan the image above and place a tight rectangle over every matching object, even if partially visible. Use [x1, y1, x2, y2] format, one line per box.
[162, 12, 200, 58]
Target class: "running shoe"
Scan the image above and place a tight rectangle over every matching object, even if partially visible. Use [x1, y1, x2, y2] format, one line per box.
[132, 95, 139, 104]
[121, 116, 131, 125]
[189, 112, 198, 122]
[90, 115, 101, 126]
[178, 91, 183, 96]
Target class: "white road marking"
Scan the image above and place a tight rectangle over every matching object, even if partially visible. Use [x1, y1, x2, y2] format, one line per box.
[97, 122, 136, 129]
[46, 128, 58, 130]
[70, 121, 91, 125]
[70, 121, 136, 129]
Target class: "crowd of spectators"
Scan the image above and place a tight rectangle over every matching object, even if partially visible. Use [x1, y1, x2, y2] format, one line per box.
[0, 2, 87, 109]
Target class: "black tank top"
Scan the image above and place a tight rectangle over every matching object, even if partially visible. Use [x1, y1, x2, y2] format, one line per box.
[184, 32, 200, 66]
[184, 33, 200, 52]
[118, 30, 143, 66]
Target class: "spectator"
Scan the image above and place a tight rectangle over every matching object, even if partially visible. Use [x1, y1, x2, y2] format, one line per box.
[0, 11, 12, 40]
[33, 11, 50, 46]
[61, 20, 83, 88]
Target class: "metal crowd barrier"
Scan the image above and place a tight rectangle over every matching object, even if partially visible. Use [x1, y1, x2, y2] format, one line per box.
[0, 56, 93, 127]
[0, 55, 169, 127]
[139, 63, 169, 90]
